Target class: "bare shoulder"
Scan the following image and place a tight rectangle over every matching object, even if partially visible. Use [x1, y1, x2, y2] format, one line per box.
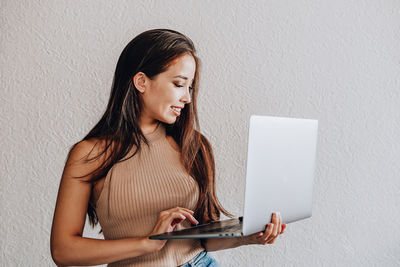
[65, 138, 112, 180]
[68, 138, 106, 163]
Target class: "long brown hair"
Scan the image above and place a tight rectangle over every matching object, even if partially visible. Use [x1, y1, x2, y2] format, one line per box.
[69, 28, 234, 234]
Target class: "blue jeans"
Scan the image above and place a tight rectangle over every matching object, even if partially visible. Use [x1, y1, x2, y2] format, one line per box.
[180, 250, 220, 267]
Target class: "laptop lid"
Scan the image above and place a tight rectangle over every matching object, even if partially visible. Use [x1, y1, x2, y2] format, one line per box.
[242, 115, 318, 235]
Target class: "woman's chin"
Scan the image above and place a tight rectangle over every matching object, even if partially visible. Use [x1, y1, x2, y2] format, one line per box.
[160, 116, 178, 125]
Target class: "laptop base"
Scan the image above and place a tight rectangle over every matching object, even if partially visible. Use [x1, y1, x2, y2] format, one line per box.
[149, 217, 244, 240]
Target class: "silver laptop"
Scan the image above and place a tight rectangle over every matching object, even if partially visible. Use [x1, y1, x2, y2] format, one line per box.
[149, 115, 318, 240]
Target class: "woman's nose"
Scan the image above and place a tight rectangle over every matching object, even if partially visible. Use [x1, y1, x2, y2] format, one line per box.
[181, 88, 191, 104]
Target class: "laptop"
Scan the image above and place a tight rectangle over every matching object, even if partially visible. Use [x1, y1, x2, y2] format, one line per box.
[149, 115, 319, 240]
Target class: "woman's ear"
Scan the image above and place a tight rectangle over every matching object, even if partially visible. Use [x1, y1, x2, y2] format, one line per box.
[133, 72, 147, 93]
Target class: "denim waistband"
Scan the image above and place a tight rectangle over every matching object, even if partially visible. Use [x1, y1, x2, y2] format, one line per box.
[181, 250, 208, 266]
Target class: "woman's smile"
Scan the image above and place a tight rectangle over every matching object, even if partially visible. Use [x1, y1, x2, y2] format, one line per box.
[171, 106, 182, 116]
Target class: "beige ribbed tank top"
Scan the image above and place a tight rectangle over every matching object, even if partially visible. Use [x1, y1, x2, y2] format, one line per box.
[95, 122, 205, 266]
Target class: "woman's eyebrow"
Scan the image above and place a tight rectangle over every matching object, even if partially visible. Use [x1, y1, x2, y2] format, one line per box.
[173, 75, 194, 82]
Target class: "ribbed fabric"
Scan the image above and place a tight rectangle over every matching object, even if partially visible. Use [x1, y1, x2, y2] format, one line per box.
[95, 122, 205, 266]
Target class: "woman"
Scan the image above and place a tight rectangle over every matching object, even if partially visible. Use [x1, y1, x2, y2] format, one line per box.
[50, 28, 286, 267]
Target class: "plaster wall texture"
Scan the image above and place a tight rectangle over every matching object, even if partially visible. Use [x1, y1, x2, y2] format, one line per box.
[1, 0, 399, 266]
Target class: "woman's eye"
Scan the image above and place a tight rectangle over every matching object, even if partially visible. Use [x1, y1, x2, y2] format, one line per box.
[174, 83, 193, 91]
[174, 83, 183, 87]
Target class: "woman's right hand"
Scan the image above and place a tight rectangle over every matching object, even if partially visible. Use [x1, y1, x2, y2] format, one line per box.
[145, 207, 199, 252]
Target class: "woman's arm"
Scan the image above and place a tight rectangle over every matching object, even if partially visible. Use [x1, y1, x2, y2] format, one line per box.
[51, 236, 153, 266]
[50, 140, 157, 266]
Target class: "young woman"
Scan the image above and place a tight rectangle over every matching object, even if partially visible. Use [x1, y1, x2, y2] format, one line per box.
[50, 28, 286, 267]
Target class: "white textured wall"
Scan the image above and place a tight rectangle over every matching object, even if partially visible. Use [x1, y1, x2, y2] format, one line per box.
[1, 0, 399, 266]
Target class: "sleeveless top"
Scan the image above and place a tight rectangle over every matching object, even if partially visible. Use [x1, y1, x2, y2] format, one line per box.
[95, 123, 205, 266]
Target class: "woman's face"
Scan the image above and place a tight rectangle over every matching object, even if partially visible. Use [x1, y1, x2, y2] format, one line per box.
[134, 54, 196, 126]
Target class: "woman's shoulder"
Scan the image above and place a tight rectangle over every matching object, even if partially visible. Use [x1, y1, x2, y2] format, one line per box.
[70, 138, 107, 159]
[74, 136, 118, 155]
[66, 137, 116, 180]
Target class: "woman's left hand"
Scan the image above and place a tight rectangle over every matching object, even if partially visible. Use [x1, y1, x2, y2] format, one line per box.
[242, 212, 286, 245]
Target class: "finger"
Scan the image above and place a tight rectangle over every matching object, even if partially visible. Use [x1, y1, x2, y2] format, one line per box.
[280, 224, 287, 234]
[175, 207, 195, 214]
[167, 207, 194, 216]
[181, 210, 199, 225]
[168, 212, 187, 228]
[263, 223, 274, 242]
[276, 212, 282, 235]
[262, 225, 274, 245]
[263, 214, 278, 241]
[171, 218, 181, 227]
[269, 223, 281, 243]
[170, 212, 187, 223]
[273, 212, 278, 223]
[266, 228, 278, 243]
[174, 210, 199, 225]
[271, 213, 279, 237]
